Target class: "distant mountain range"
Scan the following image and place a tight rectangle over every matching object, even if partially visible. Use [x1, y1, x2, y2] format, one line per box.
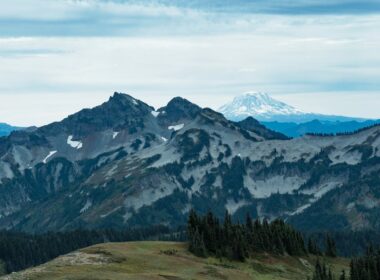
[0, 123, 21, 137]
[263, 119, 380, 138]
[219, 92, 378, 137]
[0, 92, 379, 233]
[3, 93, 378, 139]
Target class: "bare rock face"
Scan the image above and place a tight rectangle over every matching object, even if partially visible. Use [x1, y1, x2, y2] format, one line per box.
[0, 92, 379, 233]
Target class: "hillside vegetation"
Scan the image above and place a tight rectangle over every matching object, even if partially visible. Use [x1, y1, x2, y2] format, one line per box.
[1, 241, 349, 280]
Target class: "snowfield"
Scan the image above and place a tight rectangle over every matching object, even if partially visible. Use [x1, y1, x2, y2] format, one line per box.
[168, 124, 184, 131]
[43, 151, 57, 164]
[67, 135, 83, 149]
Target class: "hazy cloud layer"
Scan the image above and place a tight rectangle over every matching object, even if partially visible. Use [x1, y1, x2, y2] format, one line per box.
[1, 0, 380, 36]
[0, 0, 379, 125]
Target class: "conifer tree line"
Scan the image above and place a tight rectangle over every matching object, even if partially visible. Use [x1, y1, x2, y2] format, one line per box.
[305, 122, 380, 137]
[310, 259, 335, 280]
[0, 226, 170, 274]
[305, 230, 380, 257]
[307, 234, 337, 258]
[349, 246, 380, 280]
[310, 246, 380, 280]
[187, 210, 307, 261]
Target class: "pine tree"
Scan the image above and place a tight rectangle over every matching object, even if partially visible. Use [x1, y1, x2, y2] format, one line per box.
[189, 228, 207, 258]
[308, 237, 321, 256]
[325, 234, 337, 258]
[187, 209, 199, 237]
[311, 260, 334, 280]
[245, 213, 253, 233]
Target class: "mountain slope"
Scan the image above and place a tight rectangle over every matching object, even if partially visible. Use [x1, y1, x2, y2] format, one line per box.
[289, 171, 380, 231]
[0, 92, 285, 231]
[0, 123, 21, 137]
[219, 92, 367, 123]
[1, 241, 349, 280]
[236, 117, 290, 140]
[0, 93, 379, 233]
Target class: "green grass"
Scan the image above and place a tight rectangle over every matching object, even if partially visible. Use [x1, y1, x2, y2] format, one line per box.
[1, 242, 350, 280]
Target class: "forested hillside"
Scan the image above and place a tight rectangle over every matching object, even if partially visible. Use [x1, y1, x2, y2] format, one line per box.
[0, 226, 172, 274]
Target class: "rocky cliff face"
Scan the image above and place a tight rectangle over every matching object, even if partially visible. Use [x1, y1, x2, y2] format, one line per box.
[0, 92, 379, 233]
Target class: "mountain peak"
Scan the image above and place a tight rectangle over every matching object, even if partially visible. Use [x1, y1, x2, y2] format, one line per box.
[236, 116, 290, 140]
[109, 92, 140, 106]
[165, 96, 200, 109]
[158, 97, 201, 123]
[39, 92, 153, 136]
[219, 92, 303, 121]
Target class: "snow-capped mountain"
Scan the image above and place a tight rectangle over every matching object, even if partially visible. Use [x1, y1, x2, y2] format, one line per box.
[219, 92, 366, 123]
[219, 92, 302, 121]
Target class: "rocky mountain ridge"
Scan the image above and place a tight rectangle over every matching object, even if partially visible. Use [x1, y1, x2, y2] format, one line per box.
[0, 92, 379, 232]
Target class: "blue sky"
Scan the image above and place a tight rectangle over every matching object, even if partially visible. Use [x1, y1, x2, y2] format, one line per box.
[0, 0, 379, 126]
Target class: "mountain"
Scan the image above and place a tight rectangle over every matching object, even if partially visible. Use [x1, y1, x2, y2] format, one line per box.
[219, 92, 367, 123]
[219, 92, 302, 121]
[2, 241, 348, 280]
[0, 92, 379, 233]
[263, 119, 380, 138]
[236, 117, 290, 140]
[0, 123, 21, 137]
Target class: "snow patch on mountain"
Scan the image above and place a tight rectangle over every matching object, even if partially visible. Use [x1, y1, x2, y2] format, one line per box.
[43, 151, 57, 164]
[151, 111, 160, 117]
[80, 200, 92, 213]
[168, 124, 184, 131]
[225, 199, 248, 214]
[290, 202, 313, 216]
[67, 136, 83, 149]
[301, 181, 343, 198]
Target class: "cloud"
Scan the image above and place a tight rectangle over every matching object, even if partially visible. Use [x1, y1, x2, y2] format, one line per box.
[0, 0, 204, 36]
[0, 0, 379, 36]
[0, 1, 379, 125]
[0, 16, 379, 125]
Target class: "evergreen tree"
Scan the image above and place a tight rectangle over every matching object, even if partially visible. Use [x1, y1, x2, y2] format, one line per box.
[189, 228, 207, 257]
[326, 234, 337, 258]
[308, 237, 322, 256]
[311, 259, 334, 280]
